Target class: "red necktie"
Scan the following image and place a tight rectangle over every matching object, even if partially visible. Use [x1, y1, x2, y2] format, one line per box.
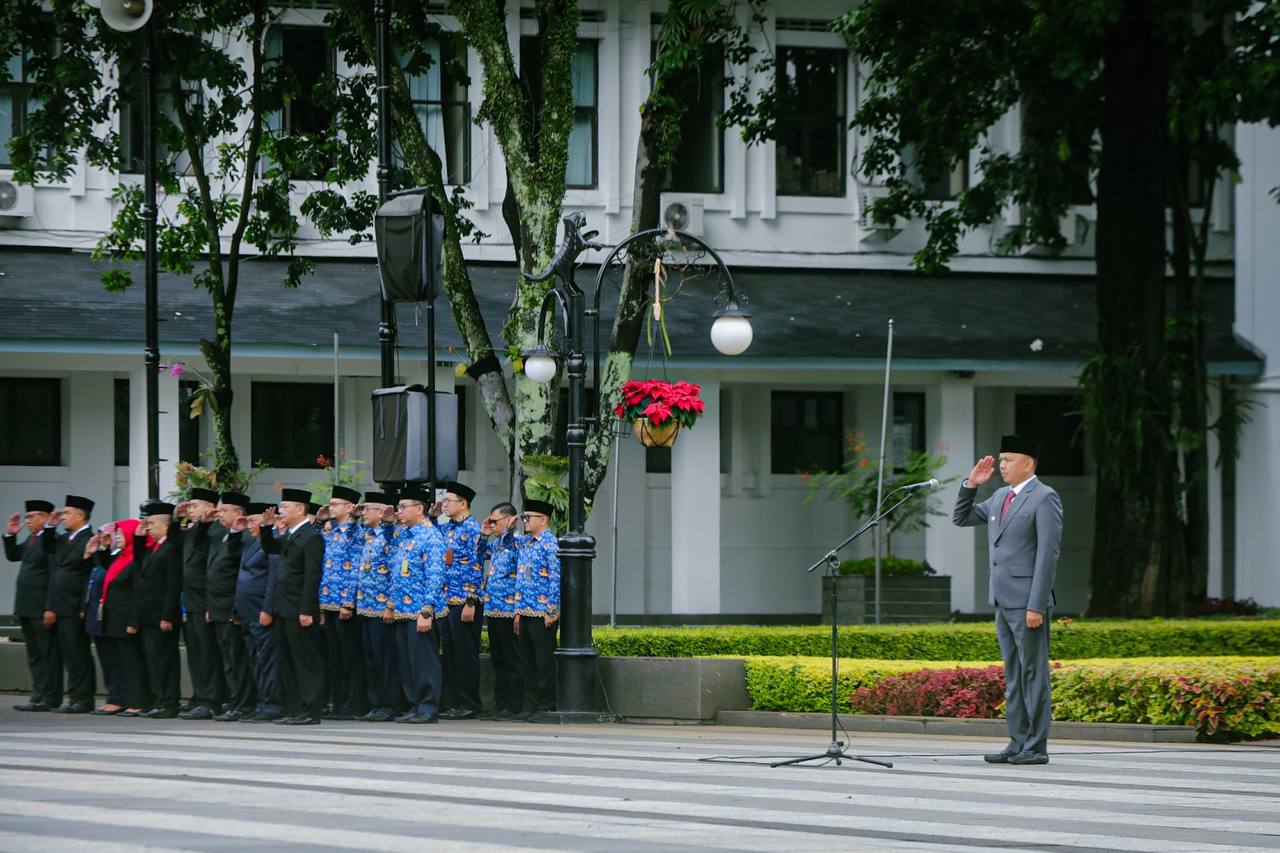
[1000, 489, 1016, 522]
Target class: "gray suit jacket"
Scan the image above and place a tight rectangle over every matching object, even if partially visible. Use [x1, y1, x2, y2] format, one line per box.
[953, 478, 1062, 612]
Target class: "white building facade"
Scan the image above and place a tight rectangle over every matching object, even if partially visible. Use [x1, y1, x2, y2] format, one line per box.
[0, 1, 1273, 617]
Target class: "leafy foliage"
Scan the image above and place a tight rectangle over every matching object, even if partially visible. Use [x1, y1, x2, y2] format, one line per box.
[170, 455, 270, 501]
[850, 665, 1006, 718]
[521, 453, 570, 535]
[837, 557, 935, 577]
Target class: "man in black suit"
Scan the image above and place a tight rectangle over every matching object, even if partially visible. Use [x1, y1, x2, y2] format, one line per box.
[236, 502, 283, 722]
[134, 501, 183, 718]
[40, 494, 97, 713]
[177, 488, 225, 720]
[4, 499, 62, 711]
[260, 488, 326, 725]
[206, 492, 256, 721]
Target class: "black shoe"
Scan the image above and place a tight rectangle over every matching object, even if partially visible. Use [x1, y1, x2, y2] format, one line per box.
[178, 705, 214, 720]
[440, 708, 478, 720]
[117, 709, 145, 718]
[213, 709, 244, 722]
[527, 711, 561, 724]
[283, 715, 321, 726]
[1008, 751, 1049, 766]
[327, 713, 354, 721]
[394, 712, 438, 724]
[91, 706, 122, 716]
[144, 707, 179, 719]
[14, 701, 50, 712]
[491, 709, 516, 721]
[241, 712, 281, 723]
[178, 703, 196, 714]
[362, 710, 395, 723]
[60, 702, 92, 714]
[983, 749, 1017, 764]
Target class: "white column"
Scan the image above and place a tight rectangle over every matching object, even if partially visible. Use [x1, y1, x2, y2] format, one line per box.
[926, 376, 978, 613]
[670, 378, 721, 614]
[66, 373, 116, 518]
[128, 367, 180, 513]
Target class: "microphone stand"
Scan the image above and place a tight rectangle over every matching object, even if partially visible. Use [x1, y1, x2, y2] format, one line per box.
[770, 489, 923, 769]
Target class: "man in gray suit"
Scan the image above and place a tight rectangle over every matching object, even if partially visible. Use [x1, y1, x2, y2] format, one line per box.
[953, 435, 1062, 765]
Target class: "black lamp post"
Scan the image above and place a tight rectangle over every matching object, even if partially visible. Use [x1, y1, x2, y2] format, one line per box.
[97, 0, 159, 499]
[524, 214, 753, 721]
[374, 0, 398, 389]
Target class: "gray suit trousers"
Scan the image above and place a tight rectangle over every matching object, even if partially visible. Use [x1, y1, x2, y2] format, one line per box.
[995, 606, 1051, 755]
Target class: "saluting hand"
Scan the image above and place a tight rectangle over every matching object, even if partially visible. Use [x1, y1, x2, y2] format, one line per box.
[380, 506, 396, 525]
[967, 456, 996, 487]
[173, 501, 190, 520]
[261, 506, 278, 526]
[48, 509, 64, 528]
[229, 515, 248, 534]
[6, 513, 20, 536]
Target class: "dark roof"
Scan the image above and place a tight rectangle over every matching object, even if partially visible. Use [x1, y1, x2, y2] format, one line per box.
[0, 248, 1261, 373]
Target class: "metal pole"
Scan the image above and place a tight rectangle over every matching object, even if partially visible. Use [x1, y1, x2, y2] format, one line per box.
[609, 431, 621, 628]
[374, 0, 397, 388]
[142, 23, 160, 500]
[333, 331, 340, 487]
[873, 318, 895, 625]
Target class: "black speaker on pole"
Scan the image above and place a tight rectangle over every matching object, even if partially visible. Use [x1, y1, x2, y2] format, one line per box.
[375, 193, 443, 302]
[371, 385, 458, 484]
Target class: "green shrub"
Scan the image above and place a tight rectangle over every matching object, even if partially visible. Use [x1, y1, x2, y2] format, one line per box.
[837, 556, 934, 576]
[593, 619, 1280, 661]
[743, 655, 1280, 741]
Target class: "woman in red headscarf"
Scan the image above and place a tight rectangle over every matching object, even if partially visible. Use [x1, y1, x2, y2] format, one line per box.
[85, 518, 151, 716]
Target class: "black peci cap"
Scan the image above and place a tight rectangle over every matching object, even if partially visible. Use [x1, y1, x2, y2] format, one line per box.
[999, 435, 1041, 459]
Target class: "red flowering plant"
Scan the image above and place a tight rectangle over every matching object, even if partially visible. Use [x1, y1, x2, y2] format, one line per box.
[613, 379, 706, 428]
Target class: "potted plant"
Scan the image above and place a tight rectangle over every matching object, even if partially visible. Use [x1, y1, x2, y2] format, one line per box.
[613, 379, 705, 447]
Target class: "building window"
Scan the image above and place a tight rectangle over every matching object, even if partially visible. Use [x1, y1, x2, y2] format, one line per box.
[775, 47, 846, 197]
[892, 392, 926, 471]
[250, 382, 333, 469]
[0, 378, 60, 466]
[659, 46, 724, 194]
[114, 379, 130, 467]
[771, 391, 843, 474]
[905, 151, 969, 202]
[178, 380, 201, 465]
[521, 38, 598, 188]
[1, 52, 36, 169]
[398, 35, 470, 185]
[264, 26, 335, 179]
[1014, 393, 1085, 477]
[117, 43, 201, 176]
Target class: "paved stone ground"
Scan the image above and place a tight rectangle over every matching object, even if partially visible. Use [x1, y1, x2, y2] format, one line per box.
[0, 704, 1276, 851]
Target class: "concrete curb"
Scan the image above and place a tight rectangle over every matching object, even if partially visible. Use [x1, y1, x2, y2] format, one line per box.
[716, 710, 1199, 743]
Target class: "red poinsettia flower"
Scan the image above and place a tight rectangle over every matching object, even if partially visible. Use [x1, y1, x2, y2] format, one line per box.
[614, 379, 705, 428]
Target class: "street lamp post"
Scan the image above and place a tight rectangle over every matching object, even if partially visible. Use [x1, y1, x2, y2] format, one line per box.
[525, 214, 753, 721]
[98, 0, 159, 499]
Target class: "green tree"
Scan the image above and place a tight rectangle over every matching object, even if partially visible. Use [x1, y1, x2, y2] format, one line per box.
[831, 0, 1280, 616]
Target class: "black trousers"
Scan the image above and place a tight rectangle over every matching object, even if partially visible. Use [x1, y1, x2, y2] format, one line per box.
[214, 620, 256, 713]
[517, 615, 558, 713]
[361, 615, 403, 714]
[94, 635, 125, 706]
[183, 616, 225, 709]
[323, 611, 369, 717]
[277, 616, 326, 719]
[440, 602, 483, 712]
[139, 625, 180, 711]
[19, 616, 62, 706]
[241, 618, 282, 716]
[394, 619, 442, 716]
[56, 615, 95, 705]
[486, 615, 521, 714]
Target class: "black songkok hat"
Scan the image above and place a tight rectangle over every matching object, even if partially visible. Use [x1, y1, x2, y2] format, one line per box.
[399, 484, 432, 505]
[362, 491, 391, 505]
[280, 488, 312, 505]
[65, 494, 95, 514]
[189, 488, 220, 504]
[141, 500, 175, 517]
[306, 502, 321, 516]
[445, 481, 476, 503]
[331, 486, 362, 503]
[999, 435, 1041, 459]
[25, 500, 54, 514]
[523, 499, 555, 517]
[219, 492, 250, 509]
[246, 501, 273, 515]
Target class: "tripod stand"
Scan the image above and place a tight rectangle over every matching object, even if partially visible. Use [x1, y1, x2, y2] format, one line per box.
[770, 490, 922, 769]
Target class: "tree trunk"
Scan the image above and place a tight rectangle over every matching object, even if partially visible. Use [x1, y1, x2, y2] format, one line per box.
[1086, 1, 1184, 616]
[198, 328, 239, 481]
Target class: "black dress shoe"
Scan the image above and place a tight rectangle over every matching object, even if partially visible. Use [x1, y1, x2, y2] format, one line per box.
[283, 715, 321, 726]
[440, 708, 478, 720]
[362, 710, 395, 723]
[14, 701, 50, 712]
[983, 749, 1017, 764]
[178, 703, 195, 714]
[1008, 751, 1050, 765]
[213, 709, 244, 722]
[394, 712, 438, 724]
[327, 713, 354, 721]
[91, 706, 122, 716]
[241, 712, 282, 723]
[178, 706, 214, 720]
[144, 707, 179, 719]
[63, 702, 92, 714]
[272, 716, 296, 725]
[117, 709, 145, 718]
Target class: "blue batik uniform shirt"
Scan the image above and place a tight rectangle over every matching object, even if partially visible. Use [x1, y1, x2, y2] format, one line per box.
[354, 522, 394, 616]
[319, 519, 361, 612]
[389, 521, 448, 620]
[481, 530, 520, 617]
[514, 530, 560, 618]
[436, 514, 483, 605]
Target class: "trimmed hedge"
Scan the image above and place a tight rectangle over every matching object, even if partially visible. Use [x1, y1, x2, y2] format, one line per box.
[743, 655, 1280, 740]
[594, 619, 1280, 661]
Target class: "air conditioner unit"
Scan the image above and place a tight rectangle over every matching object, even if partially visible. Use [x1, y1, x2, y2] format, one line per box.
[856, 185, 899, 238]
[0, 174, 35, 219]
[659, 194, 704, 237]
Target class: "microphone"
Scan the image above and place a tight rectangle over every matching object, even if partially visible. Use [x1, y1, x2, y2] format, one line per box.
[903, 478, 941, 491]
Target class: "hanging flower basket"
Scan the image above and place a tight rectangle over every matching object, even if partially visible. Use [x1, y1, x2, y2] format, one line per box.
[614, 379, 705, 447]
